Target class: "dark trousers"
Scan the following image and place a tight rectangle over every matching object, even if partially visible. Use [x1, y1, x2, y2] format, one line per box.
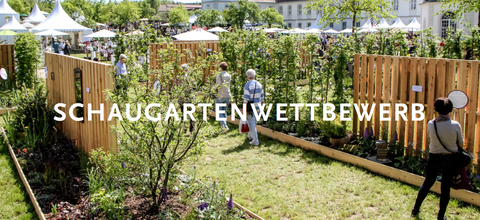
[414, 153, 456, 218]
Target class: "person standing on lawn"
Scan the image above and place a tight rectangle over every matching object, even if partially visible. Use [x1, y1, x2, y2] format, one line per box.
[243, 69, 264, 146]
[412, 98, 464, 220]
[115, 54, 128, 92]
[215, 62, 232, 133]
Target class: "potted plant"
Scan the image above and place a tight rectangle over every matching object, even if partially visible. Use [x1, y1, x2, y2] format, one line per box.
[321, 121, 350, 146]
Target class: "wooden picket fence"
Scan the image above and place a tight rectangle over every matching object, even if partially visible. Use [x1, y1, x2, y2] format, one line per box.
[353, 54, 480, 165]
[149, 41, 312, 79]
[149, 41, 220, 80]
[0, 44, 15, 82]
[45, 52, 117, 153]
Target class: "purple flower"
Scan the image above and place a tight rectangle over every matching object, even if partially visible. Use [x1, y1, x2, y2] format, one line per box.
[394, 132, 398, 142]
[227, 194, 233, 210]
[160, 186, 168, 203]
[198, 202, 209, 211]
[370, 127, 374, 137]
[477, 175, 480, 179]
[121, 161, 126, 169]
[364, 128, 369, 139]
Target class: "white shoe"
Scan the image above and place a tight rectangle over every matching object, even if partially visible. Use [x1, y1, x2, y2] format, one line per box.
[221, 127, 229, 134]
[249, 141, 259, 146]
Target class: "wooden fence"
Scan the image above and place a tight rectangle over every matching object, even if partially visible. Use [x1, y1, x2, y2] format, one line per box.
[45, 52, 117, 153]
[0, 44, 15, 81]
[353, 54, 480, 165]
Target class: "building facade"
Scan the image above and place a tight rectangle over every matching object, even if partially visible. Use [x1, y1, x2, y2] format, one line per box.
[201, 0, 478, 36]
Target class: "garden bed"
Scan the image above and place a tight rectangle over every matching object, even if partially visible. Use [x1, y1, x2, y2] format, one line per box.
[0, 107, 16, 115]
[1, 127, 262, 220]
[209, 111, 480, 207]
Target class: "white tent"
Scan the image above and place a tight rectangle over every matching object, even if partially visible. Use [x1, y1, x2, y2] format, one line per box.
[323, 28, 339, 34]
[280, 28, 308, 34]
[358, 28, 379, 33]
[361, 19, 376, 29]
[0, 0, 19, 27]
[173, 28, 219, 41]
[32, 1, 91, 32]
[306, 28, 322, 33]
[390, 18, 407, 29]
[406, 17, 421, 30]
[22, 21, 34, 29]
[35, 29, 69, 36]
[188, 14, 197, 24]
[207, 27, 228, 33]
[306, 16, 323, 29]
[263, 28, 286, 33]
[0, 16, 27, 32]
[85, 29, 116, 38]
[376, 18, 391, 29]
[340, 28, 353, 33]
[24, 3, 46, 24]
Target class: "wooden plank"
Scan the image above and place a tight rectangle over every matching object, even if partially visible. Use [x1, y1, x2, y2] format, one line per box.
[457, 61, 468, 133]
[353, 55, 360, 135]
[476, 61, 480, 165]
[407, 58, 418, 155]
[374, 56, 383, 138]
[398, 58, 408, 149]
[416, 58, 427, 156]
[367, 55, 375, 132]
[466, 62, 478, 154]
[382, 57, 392, 141]
[425, 59, 437, 154]
[359, 55, 368, 135]
[390, 57, 399, 143]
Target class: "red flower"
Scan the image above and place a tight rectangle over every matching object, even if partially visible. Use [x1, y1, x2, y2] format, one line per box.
[440, 42, 444, 47]
[22, 149, 27, 152]
[17, 149, 20, 153]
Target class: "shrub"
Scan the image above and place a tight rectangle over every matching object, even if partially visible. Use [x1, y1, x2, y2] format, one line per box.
[14, 32, 40, 88]
[321, 121, 346, 139]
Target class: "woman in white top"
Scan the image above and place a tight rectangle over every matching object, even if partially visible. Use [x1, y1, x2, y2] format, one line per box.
[412, 98, 464, 220]
[215, 62, 232, 133]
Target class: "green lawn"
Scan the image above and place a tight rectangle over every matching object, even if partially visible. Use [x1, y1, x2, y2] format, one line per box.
[0, 132, 37, 219]
[182, 122, 480, 220]
[70, 52, 111, 64]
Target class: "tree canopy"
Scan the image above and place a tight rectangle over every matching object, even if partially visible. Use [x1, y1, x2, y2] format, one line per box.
[438, 0, 480, 27]
[168, 4, 190, 26]
[306, 0, 395, 34]
[223, 0, 261, 28]
[112, 0, 141, 27]
[261, 7, 284, 28]
[195, 8, 223, 28]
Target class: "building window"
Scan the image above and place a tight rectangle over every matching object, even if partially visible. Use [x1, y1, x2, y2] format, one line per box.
[393, 0, 398, 10]
[329, 23, 334, 28]
[288, 5, 292, 15]
[279, 6, 283, 15]
[225, 4, 228, 9]
[355, 21, 360, 27]
[206, 4, 210, 9]
[288, 23, 292, 28]
[298, 23, 302, 28]
[307, 9, 311, 15]
[298, 4, 302, 15]
[441, 12, 456, 38]
[342, 22, 347, 30]
[411, 0, 416, 9]
[307, 22, 311, 27]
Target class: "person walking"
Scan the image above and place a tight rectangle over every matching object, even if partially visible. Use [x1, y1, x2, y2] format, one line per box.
[412, 98, 464, 220]
[115, 54, 128, 92]
[52, 40, 60, 53]
[243, 69, 264, 146]
[64, 40, 71, 55]
[215, 62, 232, 133]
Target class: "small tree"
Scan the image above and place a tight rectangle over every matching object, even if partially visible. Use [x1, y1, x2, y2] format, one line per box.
[261, 7, 285, 28]
[196, 8, 223, 28]
[14, 32, 40, 88]
[112, 0, 140, 27]
[305, 0, 394, 35]
[223, 0, 261, 28]
[168, 4, 189, 26]
[106, 27, 218, 212]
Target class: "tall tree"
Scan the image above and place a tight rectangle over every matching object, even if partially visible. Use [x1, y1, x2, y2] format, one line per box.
[168, 4, 189, 26]
[223, 0, 261, 28]
[306, 0, 395, 34]
[261, 7, 284, 28]
[38, 0, 55, 13]
[438, 0, 480, 27]
[195, 8, 223, 28]
[112, 0, 140, 26]
[140, 0, 161, 19]
[7, 0, 34, 15]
